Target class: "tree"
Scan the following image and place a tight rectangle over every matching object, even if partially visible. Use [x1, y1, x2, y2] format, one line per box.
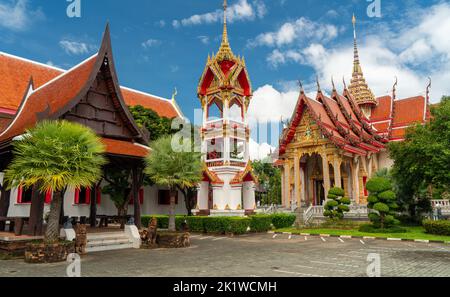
[366, 177, 399, 229]
[389, 96, 450, 221]
[129, 105, 174, 141]
[102, 168, 132, 229]
[323, 187, 351, 220]
[144, 136, 203, 231]
[4, 120, 106, 243]
[252, 159, 282, 205]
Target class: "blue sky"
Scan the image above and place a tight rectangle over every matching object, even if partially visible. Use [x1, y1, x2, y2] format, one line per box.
[1, 0, 450, 157]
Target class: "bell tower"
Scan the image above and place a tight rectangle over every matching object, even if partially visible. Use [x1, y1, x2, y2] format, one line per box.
[194, 0, 256, 216]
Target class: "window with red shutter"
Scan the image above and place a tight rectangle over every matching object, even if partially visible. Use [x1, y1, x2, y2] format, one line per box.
[158, 190, 178, 205]
[96, 186, 102, 205]
[74, 187, 91, 205]
[17, 187, 33, 204]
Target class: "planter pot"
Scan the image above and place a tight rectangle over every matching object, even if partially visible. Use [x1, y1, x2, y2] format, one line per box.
[154, 232, 190, 249]
[24, 241, 75, 264]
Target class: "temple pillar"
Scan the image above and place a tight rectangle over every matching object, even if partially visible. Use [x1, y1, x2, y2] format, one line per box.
[283, 161, 291, 208]
[352, 158, 360, 204]
[28, 184, 45, 236]
[321, 154, 331, 198]
[294, 155, 301, 208]
[281, 168, 285, 207]
[300, 164, 306, 205]
[131, 166, 142, 229]
[333, 156, 342, 188]
[368, 155, 373, 178]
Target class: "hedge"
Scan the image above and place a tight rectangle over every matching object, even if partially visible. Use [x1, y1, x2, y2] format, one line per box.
[249, 215, 273, 232]
[423, 220, 450, 236]
[271, 214, 297, 229]
[142, 213, 296, 234]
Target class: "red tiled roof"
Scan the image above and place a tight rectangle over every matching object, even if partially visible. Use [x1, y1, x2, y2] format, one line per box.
[0, 55, 98, 142]
[371, 96, 392, 122]
[120, 87, 180, 118]
[392, 96, 426, 127]
[0, 52, 181, 120]
[101, 138, 150, 158]
[369, 95, 426, 140]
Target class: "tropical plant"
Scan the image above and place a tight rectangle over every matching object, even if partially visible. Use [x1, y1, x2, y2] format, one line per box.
[323, 187, 351, 220]
[4, 120, 106, 243]
[129, 105, 174, 141]
[389, 96, 449, 221]
[102, 168, 132, 228]
[252, 159, 282, 205]
[366, 177, 400, 229]
[144, 135, 203, 231]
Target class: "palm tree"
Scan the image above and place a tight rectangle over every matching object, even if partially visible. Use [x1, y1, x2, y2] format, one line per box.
[144, 135, 203, 231]
[4, 120, 106, 243]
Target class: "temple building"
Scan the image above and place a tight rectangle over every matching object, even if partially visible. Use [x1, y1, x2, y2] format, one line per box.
[194, 0, 257, 216]
[0, 25, 189, 233]
[277, 16, 431, 209]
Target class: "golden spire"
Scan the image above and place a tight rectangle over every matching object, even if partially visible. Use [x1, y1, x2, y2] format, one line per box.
[216, 0, 234, 61]
[348, 14, 377, 109]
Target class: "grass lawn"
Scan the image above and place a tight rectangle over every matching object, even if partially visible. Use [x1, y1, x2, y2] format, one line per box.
[276, 226, 450, 242]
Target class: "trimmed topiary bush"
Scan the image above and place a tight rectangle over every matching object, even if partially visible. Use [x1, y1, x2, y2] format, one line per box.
[324, 187, 351, 220]
[271, 214, 296, 229]
[185, 216, 207, 233]
[366, 177, 400, 229]
[249, 215, 273, 232]
[423, 220, 450, 236]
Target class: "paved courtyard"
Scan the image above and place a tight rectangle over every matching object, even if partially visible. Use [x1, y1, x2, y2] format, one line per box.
[1, 233, 450, 277]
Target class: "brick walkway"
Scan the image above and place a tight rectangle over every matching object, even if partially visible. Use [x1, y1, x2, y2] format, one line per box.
[1, 233, 449, 277]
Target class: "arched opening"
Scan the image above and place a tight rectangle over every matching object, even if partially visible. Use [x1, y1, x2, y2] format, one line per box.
[229, 98, 243, 122]
[207, 98, 223, 121]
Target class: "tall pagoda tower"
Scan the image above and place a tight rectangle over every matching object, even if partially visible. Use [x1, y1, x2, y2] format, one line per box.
[195, 0, 256, 216]
[349, 15, 377, 117]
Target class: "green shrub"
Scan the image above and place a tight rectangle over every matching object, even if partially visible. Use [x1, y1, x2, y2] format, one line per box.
[324, 187, 350, 220]
[271, 214, 296, 228]
[358, 224, 406, 233]
[185, 216, 207, 233]
[366, 177, 392, 193]
[366, 176, 399, 229]
[202, 217, 226, 234]
[423, 220, 450, 236]
[249, 215, 273, 232]
[223, 217, 251, 235]
[141, 215, 187, 230]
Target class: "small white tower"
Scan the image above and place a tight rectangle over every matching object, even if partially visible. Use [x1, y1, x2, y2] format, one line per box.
[194, 0, 256, 216]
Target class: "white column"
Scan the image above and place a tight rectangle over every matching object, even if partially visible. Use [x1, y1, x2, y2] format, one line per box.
[352, 158, 360, 204]
[294, 155, 301, 208]
[197, 181, 209, 210]
[223, 100, 230, 163]
[300, 165, 306, 204]
[243, 181, 256, 210]
[333, 157, 342, 188]
[284, 162, 291, 208]
[321, 154, 331, 199]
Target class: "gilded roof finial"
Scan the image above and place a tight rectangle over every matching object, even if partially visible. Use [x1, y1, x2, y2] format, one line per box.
[392, 76, 398, 101]
[316, 75, 322, 93]
[331, 76, 336, 92]
[222, 0, 228, 45]
[348, 14, 377, 107]
[298, 79, 304, 94]
[343, 76, 347, 89]
[216, 0, 234, 61]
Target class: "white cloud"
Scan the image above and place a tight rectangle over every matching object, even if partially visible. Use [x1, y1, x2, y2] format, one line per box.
[247, 84, 298, 123]
[142, 39, 161, 49]
[0, 0, 44, 31]
[197, 36, 210, 45]
[173, 0, 266, 28]
[250, 138, 275, 161]
[59, 40, 95, 55]
[249, 17, 339, 48]
[261, 2, 450, 102]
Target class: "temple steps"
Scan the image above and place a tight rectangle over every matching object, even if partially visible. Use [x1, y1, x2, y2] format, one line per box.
[86, 232, 134, 253]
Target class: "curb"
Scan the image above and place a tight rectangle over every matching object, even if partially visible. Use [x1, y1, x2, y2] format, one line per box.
[268, 231, 448, 244]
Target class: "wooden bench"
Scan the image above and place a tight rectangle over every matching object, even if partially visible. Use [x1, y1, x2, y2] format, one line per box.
[0, 217, 29, 236]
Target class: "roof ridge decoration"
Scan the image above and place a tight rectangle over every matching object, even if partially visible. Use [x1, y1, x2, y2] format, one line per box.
[348, 14, 377, 107]
[216, 0, 235, 62]
[0, 24, 148, 145]
[388, 77, 398, 139]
